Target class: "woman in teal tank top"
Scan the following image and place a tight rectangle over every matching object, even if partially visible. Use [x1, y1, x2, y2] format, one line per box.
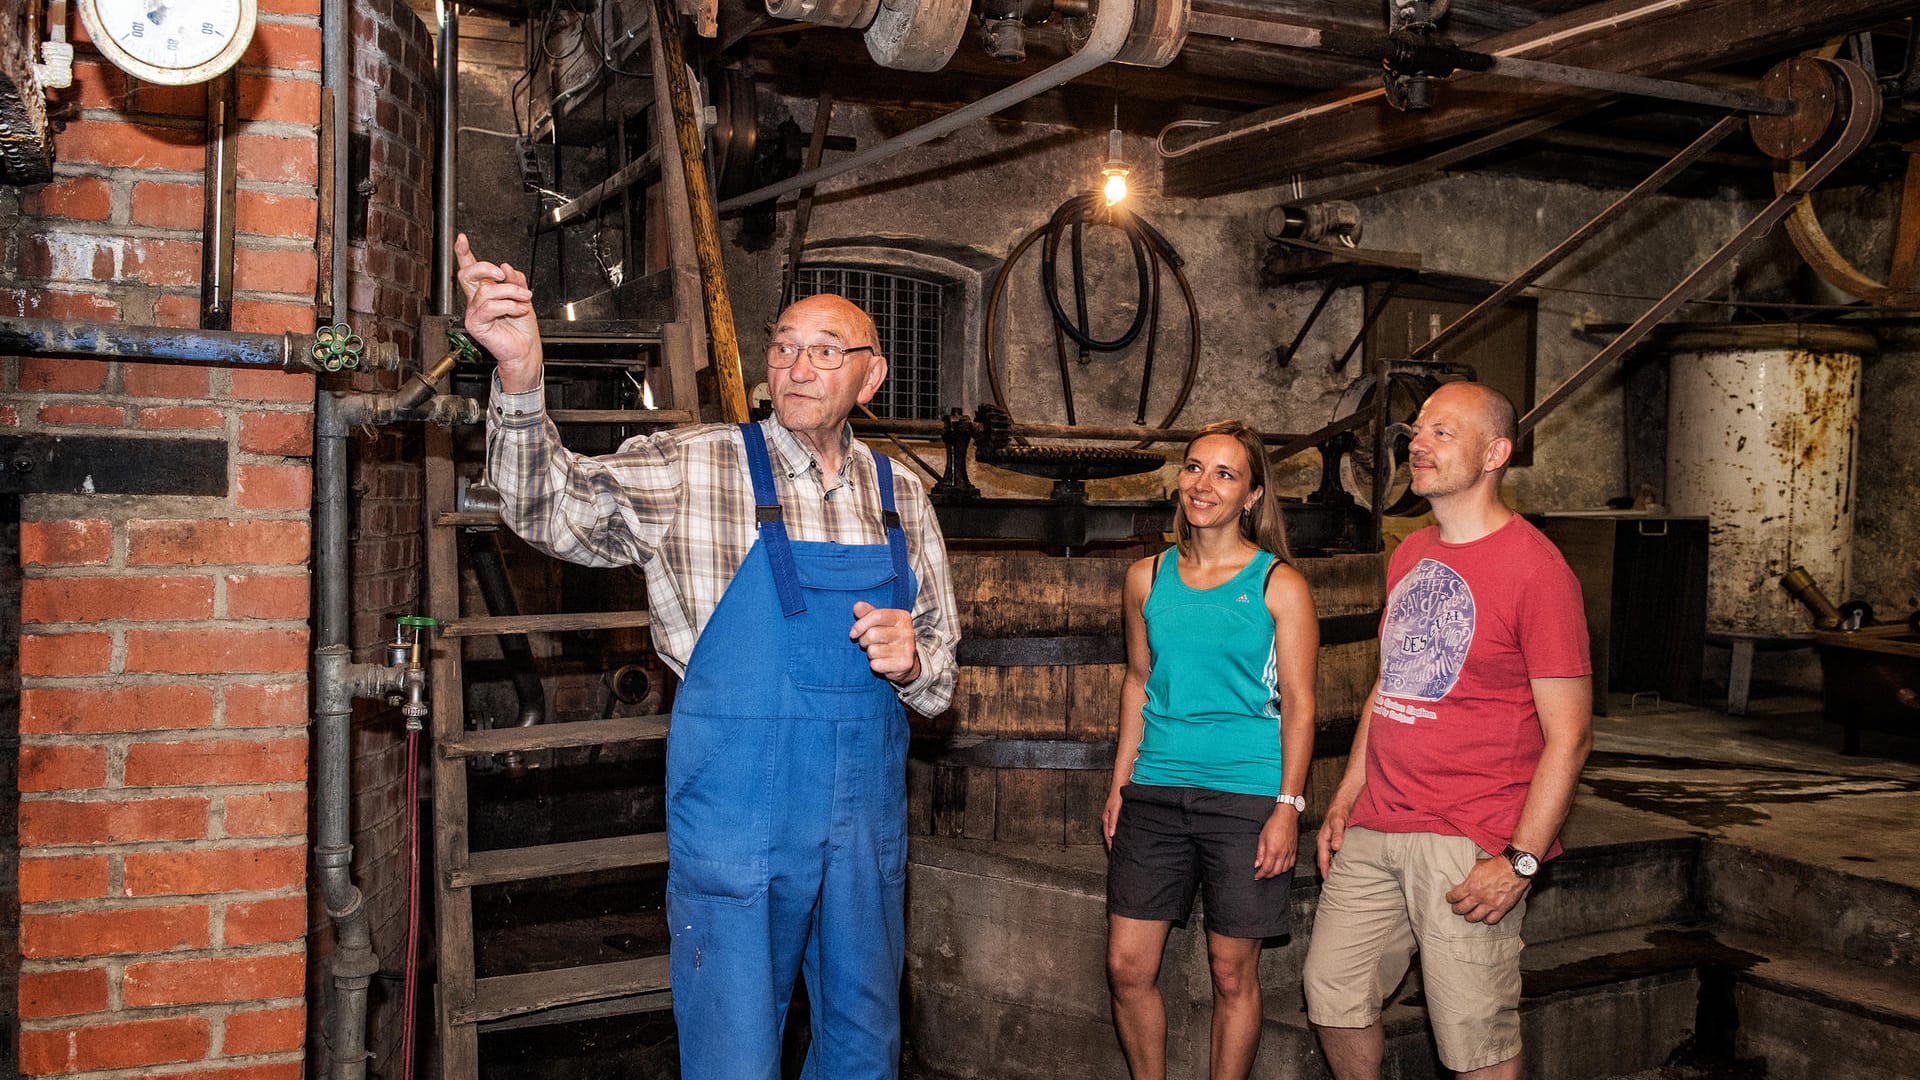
[1103, 420, 1319, 1080]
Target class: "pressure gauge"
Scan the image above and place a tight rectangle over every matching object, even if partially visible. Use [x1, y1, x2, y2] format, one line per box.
[77, 0, 257, 86]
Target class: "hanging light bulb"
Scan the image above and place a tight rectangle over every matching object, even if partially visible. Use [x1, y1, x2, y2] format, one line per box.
[1101, 124, 1129, 206]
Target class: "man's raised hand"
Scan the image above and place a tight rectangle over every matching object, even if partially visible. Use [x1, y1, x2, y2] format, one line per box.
[456, 232, 542, 393]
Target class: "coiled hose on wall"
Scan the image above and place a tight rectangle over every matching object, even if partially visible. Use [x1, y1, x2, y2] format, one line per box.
[985, 192, 1200, 440]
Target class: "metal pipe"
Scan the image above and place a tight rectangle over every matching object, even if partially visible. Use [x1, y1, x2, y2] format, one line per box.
[716, 0, 1136, 212]
[850, 416, 1308, 445]
[466, 533, 547, 728]
[317, 0, 374, 1069]
[436, 0, 458, 315]
[201, 74, 239, 331]
[0, 318, 300, 368]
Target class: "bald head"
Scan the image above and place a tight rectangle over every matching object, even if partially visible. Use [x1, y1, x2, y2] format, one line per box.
[1429, 381, 1518, 447]
[774, 294, 881, 358]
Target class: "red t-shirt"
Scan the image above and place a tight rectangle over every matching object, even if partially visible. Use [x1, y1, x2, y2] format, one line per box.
[1349, 514, 1590, 858]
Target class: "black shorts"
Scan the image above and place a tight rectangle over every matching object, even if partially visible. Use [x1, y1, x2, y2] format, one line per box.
[1106, 782, 1295, 939]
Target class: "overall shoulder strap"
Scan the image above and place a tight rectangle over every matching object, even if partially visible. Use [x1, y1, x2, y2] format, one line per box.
[738, 423, 806, 618]
[872, 452, 915, 611]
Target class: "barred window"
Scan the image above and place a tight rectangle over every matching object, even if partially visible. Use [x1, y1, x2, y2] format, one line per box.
[793, 266, 944, 420]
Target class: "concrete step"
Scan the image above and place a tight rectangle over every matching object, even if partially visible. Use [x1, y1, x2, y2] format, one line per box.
[1703, 842, 1920, 976]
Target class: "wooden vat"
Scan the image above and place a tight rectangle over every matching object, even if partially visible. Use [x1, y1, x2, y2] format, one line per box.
[909, 551, 1384, 844]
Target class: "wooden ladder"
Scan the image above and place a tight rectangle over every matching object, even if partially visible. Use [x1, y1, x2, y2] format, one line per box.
[423, 6, 733, 1072]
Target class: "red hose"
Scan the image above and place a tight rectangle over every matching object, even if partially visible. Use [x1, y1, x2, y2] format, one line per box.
[401, 727, 421, 1080]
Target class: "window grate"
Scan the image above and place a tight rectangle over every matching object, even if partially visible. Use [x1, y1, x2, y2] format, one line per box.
[793, 267, 944, 421]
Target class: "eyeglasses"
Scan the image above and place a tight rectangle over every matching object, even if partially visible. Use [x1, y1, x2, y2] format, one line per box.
[766, 341, 874, 370]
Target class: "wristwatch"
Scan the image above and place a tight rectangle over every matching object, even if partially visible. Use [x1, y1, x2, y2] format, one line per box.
[1276, 793, 1306, 812]
[1501, 844, 1540, 879]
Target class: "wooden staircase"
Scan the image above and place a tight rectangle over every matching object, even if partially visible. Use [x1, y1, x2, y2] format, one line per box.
[422, 5, 733, 1072]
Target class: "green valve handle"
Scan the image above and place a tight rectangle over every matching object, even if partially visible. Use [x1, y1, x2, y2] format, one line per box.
[311, 323, 367, 372]
[446, 328, 483, 366]
[397, 616, 440, 630]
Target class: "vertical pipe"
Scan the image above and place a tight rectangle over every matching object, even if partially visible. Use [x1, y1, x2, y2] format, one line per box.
[201, 73, 239, 331]
[436, 0, 458, 315]
[317, 0, 374, 1073]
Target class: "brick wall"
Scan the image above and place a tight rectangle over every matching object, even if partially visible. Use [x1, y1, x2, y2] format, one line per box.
[4, 0, 324, 1074]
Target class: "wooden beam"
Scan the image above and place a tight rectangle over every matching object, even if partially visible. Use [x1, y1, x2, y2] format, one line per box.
[1161, 0, 1915, 197]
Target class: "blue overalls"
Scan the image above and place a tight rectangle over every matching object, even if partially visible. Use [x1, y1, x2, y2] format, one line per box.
[666, 422, 918, 1080]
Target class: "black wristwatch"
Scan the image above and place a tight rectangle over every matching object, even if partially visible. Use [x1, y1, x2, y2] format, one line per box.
[1501, 844, 1540, 879]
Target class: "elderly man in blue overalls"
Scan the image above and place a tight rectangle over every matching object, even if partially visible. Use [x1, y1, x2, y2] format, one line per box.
[457, 235, 961, 1080]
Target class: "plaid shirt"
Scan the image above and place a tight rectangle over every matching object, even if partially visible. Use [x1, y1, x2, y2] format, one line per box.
[486, 382, 958, 716]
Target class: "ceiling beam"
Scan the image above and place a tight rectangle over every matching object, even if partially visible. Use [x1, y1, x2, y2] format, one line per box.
[1160, 0, 1914, 197]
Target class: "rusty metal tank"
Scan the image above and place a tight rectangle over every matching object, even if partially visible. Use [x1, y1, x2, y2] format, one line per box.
[1664, 325, 1873, 638]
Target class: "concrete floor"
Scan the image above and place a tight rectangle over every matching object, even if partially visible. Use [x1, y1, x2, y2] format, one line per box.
[1569, 693, 1920, 891]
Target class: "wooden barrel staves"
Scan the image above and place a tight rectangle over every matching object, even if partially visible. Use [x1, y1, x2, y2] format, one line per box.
[908, 551, 1384, 845]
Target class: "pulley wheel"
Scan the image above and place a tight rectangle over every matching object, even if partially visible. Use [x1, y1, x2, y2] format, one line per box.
[1750, 56, 1852, 163]
[1335, 370, 1434, 517]
[865, 0, 970, 72]
[707, 68, 759, 199]
[1063, 0, 1189, 68]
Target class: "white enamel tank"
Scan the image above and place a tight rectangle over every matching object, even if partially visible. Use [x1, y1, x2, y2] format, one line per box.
[1664, 325, 1872, 638]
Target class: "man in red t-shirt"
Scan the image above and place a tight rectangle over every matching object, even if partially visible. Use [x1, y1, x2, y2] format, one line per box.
[1303, 382, 1593, 1079]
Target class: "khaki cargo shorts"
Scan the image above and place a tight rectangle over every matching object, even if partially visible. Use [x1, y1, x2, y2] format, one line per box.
[1302, 826, 1525, 1073]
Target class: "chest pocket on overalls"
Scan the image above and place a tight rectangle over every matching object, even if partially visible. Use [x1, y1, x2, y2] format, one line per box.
[786, 562, 903, 694]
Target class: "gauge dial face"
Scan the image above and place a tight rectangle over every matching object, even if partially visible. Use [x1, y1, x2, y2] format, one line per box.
[80, 0, 256, 84]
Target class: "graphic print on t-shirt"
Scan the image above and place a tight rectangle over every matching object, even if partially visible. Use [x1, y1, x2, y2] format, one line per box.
[1378, 558, 1475, 703]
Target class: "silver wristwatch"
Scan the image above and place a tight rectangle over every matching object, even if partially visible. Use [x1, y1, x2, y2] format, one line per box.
[1275, 792, 1306, 812]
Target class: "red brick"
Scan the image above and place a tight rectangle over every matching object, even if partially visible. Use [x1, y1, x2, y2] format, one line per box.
[0, 405, 16, 425]
[139, 406, 225, 429]
[230, 368, 315, 402]
[129, 181, 203, 229]
[238, 411, 314, 456]
[224, 571, 310, 617]
[224, 896, 306, 947]
[122, 844, 306, 896]
[36, 404, 126, 427]
[128, 519, 310, 566]
[125, 627, 308, 674]
[19, 632, 113, 676]
[124, 737, 308, 786]
[221, 1006, 305, 1054]
[65, 61, 130, 110]
[123, 952, 305, 1006]
[152, 293, 204, 328]
[223, 791, 305, 838]
[237, 134, 318, 186]
[129, 80, 205, 119]
[20, 233, 201, 287]
[19, 1016, 211, 1073]
[257, 0, 320, 15]
[244, 22, 323, 71]
[19, 856, 110, 902]
[18, 968, 111, 1019]
[237, 74, 321, 124]
[234, 464, 311, 511]
[0, 287, 120, 321]
[130, 1065, 304, 1080]
[223, 683, 307, 728]
[55, 119, 205, 172]
[20, 797, 212, 845]
[21, 905, 211, 959]
[232, 298, 317, 334]
[22, 176, 112, 221]
[23, 575, 213, 624]
[22, 684, 216, 735]
[21, 520, 112, 565]
[17, 745, 109, 792]
[19, 357, 106, 392]
[124, 362, 211, 398]
[235, 247, 318, 297]
[236, 190, 318, 240]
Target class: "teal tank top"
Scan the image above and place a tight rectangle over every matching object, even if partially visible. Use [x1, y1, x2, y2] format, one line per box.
[1129, 547, 1285, 797]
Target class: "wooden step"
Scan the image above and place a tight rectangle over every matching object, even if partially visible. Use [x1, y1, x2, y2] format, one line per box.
[450, 832, 669, 889]
[439, 610, 651, 638]
[549, 408, 697, 425]
[440, 713, 669, 757]
[460, 955, 672, 1028]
